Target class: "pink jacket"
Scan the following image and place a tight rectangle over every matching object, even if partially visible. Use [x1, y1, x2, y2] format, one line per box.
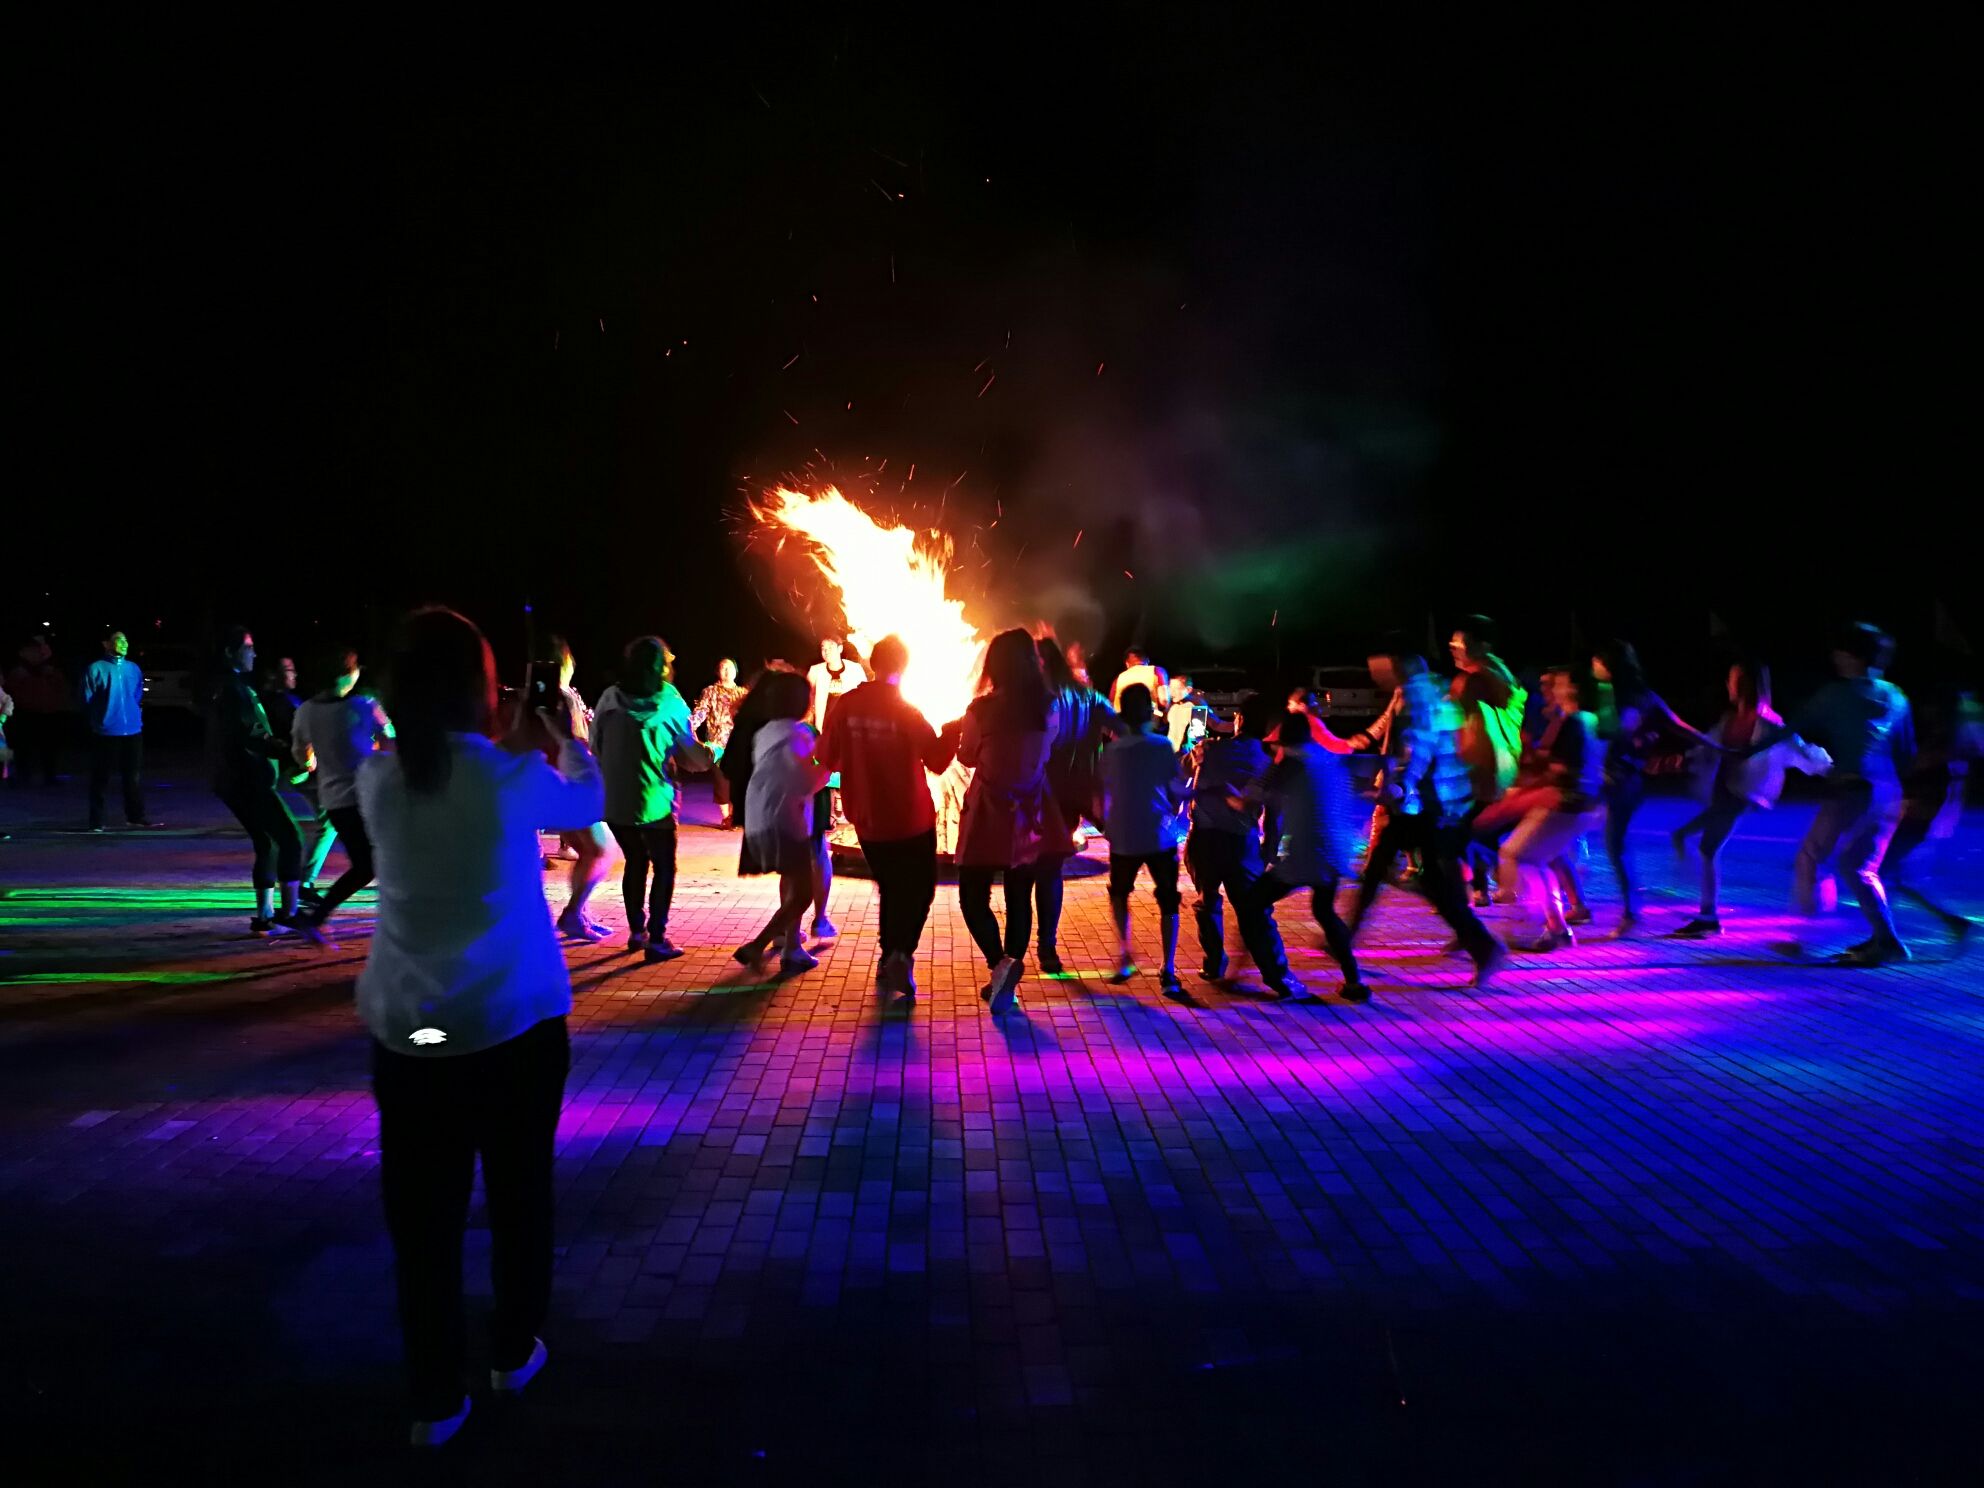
[954, 695, 1068, 868]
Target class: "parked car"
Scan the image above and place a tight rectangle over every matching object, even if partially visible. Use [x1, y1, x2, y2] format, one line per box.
[136, 643, 205, 714]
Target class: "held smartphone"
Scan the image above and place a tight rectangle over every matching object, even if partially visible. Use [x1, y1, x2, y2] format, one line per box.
[524, 662, 565, 722]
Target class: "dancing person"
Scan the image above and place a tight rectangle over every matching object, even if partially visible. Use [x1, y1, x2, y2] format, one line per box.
[595, 637, 707, 962]
[691, 658, 748, 827]
[291, 648, 392, 929]
[258, 655, 302, 743]
[81, 628, 158, 830]
[1591, 639, 1718, 933]
[1165, 674, 1206, 755]
[1253, 710, 1370, 1001]
[540, 638, 612, 942]
[6, 634, 69, 786]
[957, 628, 1066, 1016]
[805, 637, 864, 938]
[821, 634, 961, 998]
[358, 606, 600, 1447]
[1670, 661, 1830, 938]
[736, 670, 830, 975]
[717, 661, 798, 854]
[1498, 666, 1606, 951]
[1789, 623, 1915, 965]
[1109, 646, 1167, 712]
[1448, 616, 1524, 907]
[1188, 695, 1304, 996]
[1102, 683, 1191, 997]
[1036, 636, 1118, 971]
[1882, 682, 1983, 943]
[208, 627, 316, 939]
[1345, 636, 1502, 984]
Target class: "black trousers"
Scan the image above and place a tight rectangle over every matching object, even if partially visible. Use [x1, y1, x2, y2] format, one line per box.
[321, 804, 375, 913]
[1352, 811, 1497, 958]
[1108, 848, 1183, 911]
[1601, 772, 1649, 916]
[215, 780, 302, 889]
[1186, 830, 1290, 979]
[372, 1015, 570, 1419]
[88, 733, 145, 827]
[1034, 853, 1069, 955]
[9, 711, 63, 784]
[863, 828, 937, 956]
[1256, 867, 1362, 983]
[958, 864, 1038, 967]
[607, 818, 678, 937]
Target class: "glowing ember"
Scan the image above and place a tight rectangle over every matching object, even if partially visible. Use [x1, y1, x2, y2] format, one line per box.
[754, 485, 986, 725]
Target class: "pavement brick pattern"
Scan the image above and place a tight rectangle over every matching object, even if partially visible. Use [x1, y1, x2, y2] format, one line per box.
[2, 766, 1980, 1485]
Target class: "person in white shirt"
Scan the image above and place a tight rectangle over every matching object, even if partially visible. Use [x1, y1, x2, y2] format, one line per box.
[1101, 683, 1192, 996]
[1109, 647, 1168, 713]
[356, 607, 602, 1449]
[1164, 673, 1207, 755]
[546, 636, 614, 942]
[804, 636, 865, 939]
[736, 670, 830, 975]
[291, 647, 392, 929]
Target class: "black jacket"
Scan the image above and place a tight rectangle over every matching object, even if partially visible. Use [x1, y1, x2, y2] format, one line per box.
[207, 672, 289, 791]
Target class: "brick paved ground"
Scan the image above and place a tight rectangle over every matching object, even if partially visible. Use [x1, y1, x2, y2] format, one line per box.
[2, 755, 1981, 1485]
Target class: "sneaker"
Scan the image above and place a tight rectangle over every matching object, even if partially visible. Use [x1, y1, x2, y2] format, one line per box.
[557, 911, 609, 943]
[1158, 969, 1188, 1001]
[1108, 960, 1137, 985]
[1338, 979, 1373, 1004]
[491, 1337, 548, 1393]
[87, 825, 107, 834]
[897, 958, 918, 1000]
[1267, 974, 1313, 1002]
[1037, 948, 1066, 976]
[1469, 947, 1504, 990]
[779, 947, 820, 976]
[1613, 911, 1639, 939]
[297, 885, 327, 909]
[627, 931, 650, 951]
[410, 1396, 472, 1448]
[1200, 955, 1230, 982]
[1509, 930, 1571, 953]
[1834, 937, 1910, 968]
[811, 916, 839, 942]
[272, 909, 325, 946]
[1565, 905, 1593, 926]
[129, 820, 167, 830]
[733, 940, 767, 966]
[987, 956, 1023, 1015]
[643, 939, 684, 964]
[248, 916, 283, 936]
[1671, 916, 1721, 939]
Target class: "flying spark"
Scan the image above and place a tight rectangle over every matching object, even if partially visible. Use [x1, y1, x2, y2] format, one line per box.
[977, 375, 996, 398]
[782, 353, 800, 369]
[783, 409, 799, 425]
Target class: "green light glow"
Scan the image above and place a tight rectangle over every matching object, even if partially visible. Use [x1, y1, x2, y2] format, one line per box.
[1, 971, 238, 986]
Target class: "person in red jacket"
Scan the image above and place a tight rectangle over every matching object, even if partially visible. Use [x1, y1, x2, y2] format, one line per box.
[820, 634, 962, 1000]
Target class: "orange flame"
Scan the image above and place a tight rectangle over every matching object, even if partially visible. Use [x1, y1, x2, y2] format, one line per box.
[755, 485, 986, 726]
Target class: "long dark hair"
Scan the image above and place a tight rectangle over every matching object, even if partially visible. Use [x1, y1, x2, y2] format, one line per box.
[622, 636, 669, 699]
[1036, 634, 1078, 693]
[384, 607, 498, 795]
[979, 627, 1050, 729]
[1597, 639, 1647, 697]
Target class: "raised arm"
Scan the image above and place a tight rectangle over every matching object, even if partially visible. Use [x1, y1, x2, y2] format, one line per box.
[1642, 690, 1722, 751]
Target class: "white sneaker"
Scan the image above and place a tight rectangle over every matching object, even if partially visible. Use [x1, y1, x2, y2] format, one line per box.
[491, 1337, 547, 1393]
[410, 1395, 471, 1448]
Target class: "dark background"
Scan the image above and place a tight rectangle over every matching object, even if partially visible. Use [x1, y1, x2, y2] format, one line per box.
[11, 12, 1976, 712]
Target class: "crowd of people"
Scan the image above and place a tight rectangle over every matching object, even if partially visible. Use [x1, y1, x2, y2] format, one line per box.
[5, 607, 1978, 1446]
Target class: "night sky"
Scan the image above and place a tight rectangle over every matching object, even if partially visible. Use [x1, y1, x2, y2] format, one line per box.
[14, 13, 1974, 704]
